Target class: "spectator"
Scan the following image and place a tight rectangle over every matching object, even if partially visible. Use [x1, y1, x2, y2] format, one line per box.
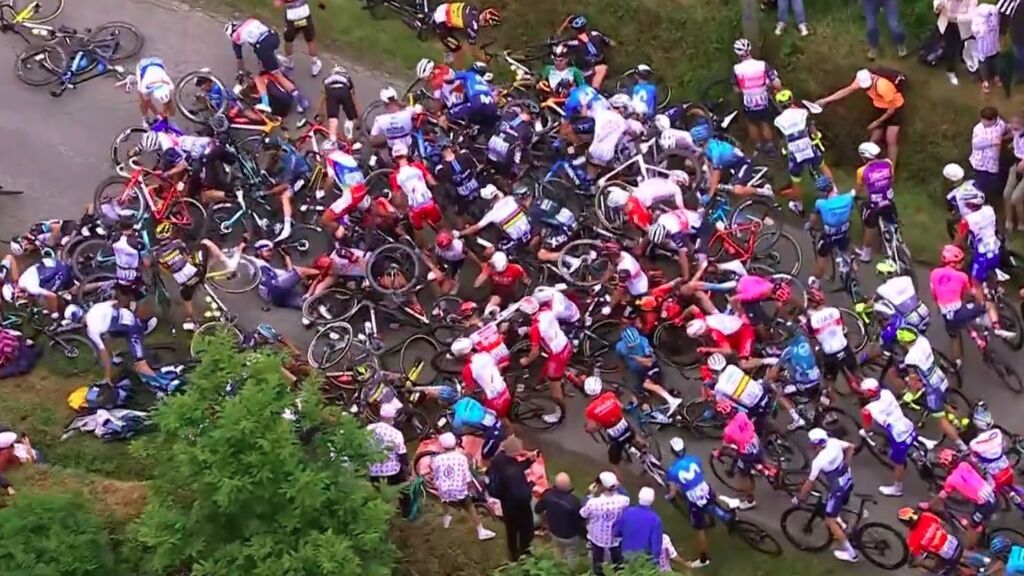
[935, 0, 978, 86]
[0, 430, 37, 495]
[658, 533, 687, 573]
[969, 106, 1009, 201]
[536, 472, 585, 567]
[366, 403, 408, 486]
[429, 432, 497, 541]
[580, 471, 629, 576]
[614, 486, 663, 564]
[973, 2, 1002, 93]
[862, 0, 908, 60]
[485, 436, 536, 561]
[1004, 116, 1024, 231]
[775, 0, 810, 37]
[816, 69, 905, 164]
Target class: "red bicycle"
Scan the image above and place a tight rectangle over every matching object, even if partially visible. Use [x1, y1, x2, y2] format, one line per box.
[705, 219, 802, 277]
[92, 167, 207, 241]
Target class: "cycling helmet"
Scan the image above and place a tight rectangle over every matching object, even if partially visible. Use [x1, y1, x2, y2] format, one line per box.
[605, 186, 630, 209]
[439, 432, 458, 449]
[690, 122, 711, 145]
[990, 536, 1013, 557]
[415, 58, 435, 79]
[872, 300, 897, 317]
[480, 184, 501, 200]
[435, 230, 454, 249]
[583, 375, 603, 396]
[940, 244, 965, 265]
[733, 38, 752, 56]
[519, 296, 540, 315]
[814, 175, 834, 194]
[621, 326, 642, 346]
[152, 84, 172, 105]
[436, 384, 459, 404]
[942, 163, 965, 182]
[771, 281, 791, 303]
[774, 89, 794, 106]
[224, 20, 239, 36]
[569, 15, 588, 31]
[648, 223, 667, 245]
[973, 401, 994, 431]
[450, 337, 473, 357]
[895, 326, 918, 344]
[8, 239, 24, 256]
[638, 296, 659, 312]
[510, 184, 531, 197]
[669, 436, 686, 455]
[860, 377, 881, 396]
[313, 255, 332, 271]
[608, 93, 632, 110]
[668, 170, 690, 187]
[255, 323, 281, 343]
[600, 241, 621, 258]
[457, 301, 479, 319]
[858, 141, 882, 160]
[331, 64, 348, 76]
[654, 114, 671, 133]
[154, 221, 175, 240]
[254, 239, 275, 252]
[64, 303, 84, 323]
[715, 398, 736, 415]
[551, 44, 569, 59]
[479, 7, 503, 26]
[489, 251, 508, 273]
[686, 319, 708, 339]
[471, 61, 489, 75]
[806, 287, 825, 306]
[876, 259, 898, 278]
[635, 64, 653, 77]
[320, 139, 338, 153]
[896, 507, 920, 526]
[706, 352, 727, 372]
[936, 448, 958, 469]
[379, 86, 399, 103]
[140, 131, 161, 152]
[533, 286, 557, 304]
[808, 427, 829, 445]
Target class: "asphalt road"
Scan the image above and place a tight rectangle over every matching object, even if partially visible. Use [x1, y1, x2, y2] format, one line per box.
[2, 0, 1024, 569]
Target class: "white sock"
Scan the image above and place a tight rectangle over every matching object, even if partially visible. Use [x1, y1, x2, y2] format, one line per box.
[788, 408, 801, 421]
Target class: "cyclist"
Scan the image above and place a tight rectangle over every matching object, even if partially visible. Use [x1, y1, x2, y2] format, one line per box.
[151, 222, 238, 331]
[774, 89, 830, 214]
[705, 354, 774, 430]
[134, 56, 174, 124]
[368, 86, 418, 155]
[615, 326, 683, 413]
[389, 143, 442, 244]
[858, 377, 916, 497]
[72, 298, 165, 386]
[446, 63, 500, 131]
[953, 186, 1013, 339]
[254, 239, 319, 308]
[431, 3, 502, 66]
[873, 262, 931, 335]
[533, 285, 579, 334]
[457, 184, 533, 256]
[464, 308, 511, 368]
[541, 45, 586, 95]
[560, 78, 608, 144]
[450, 337, 512, 424]
[805, 287, 861, 398]
[646, 202, 703, 277]
[518, 296, 572, 424]
[766, 329, 817, 431]
[486, 104, 535, 181]
[473, 250, 529, 312]
[307, 244, 373, 299]
[449, 392, 507, 461]
[433, 137, 484, 228]
[583, 375, 635, 479]
[8, 217, 82, 257]
[319, 143, 369, 238]
[225, 18, 308, 113]
[930, 244, 987, 368]
[139, 130, 231, 206]
[319, 64, 360, 144]
[920, 450, 998, 551]
[691, 121, 772, 199]
[583, 97, 632, 182]
[968, 403, 1023, 507]
[654, 114, 699, 158]
[526, 194, 579, 262]
[732, 38, 782, 155]
[854, 141, 897, 264]
[794, 428, 858, 563]
[600, 242, 649, 311]
[110, 219, 148, 303]
[626, 64, 658, 119]
[421, 229, 482, 295]
[263, 137, 311, 242]
[664, 436, 719, 568]
[241, 323, 309, 383]
[557, 15, 615, 89]
[15, 256, 74, 315]
[274, 0, 321, 76]
[892, 327, 965, 451]
[898, 506, 966, 573]
[715, 403, 763, 509]
[684, 308, 759, 371]
[604, 172, 690, 232]
[809, 175, 856, 284]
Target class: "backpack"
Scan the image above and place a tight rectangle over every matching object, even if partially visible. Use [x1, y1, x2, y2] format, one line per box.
[870, 67, 907, 91]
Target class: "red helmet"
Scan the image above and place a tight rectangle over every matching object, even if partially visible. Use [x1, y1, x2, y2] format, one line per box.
[941, 244, 965, 266]
[638, 296, 659, 312]
[936, 448, 959, 469]
[715, 399, 736, 415]
[436, 230, 454, 249]
[771, 281, 792, 303]
[806, 287, 825, 307]
[314, 255, 333, 272]
[457, 301, 479, 318]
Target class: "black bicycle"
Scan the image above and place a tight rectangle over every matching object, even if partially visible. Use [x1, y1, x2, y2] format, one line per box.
[360, 0, 431, 41]
[15, 27, 141, 97]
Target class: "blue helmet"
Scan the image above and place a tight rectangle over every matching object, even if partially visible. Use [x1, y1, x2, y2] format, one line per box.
[255, 323, 281, 343]
[879, 315, 905, 346]
[815, 175, 834, 193]
[989, 535, 1012, 556]
[570, 15, 588, 30]
[690, 122, 711, 145]
[621, 326, 642, 346]
[436, 385, 459, 404]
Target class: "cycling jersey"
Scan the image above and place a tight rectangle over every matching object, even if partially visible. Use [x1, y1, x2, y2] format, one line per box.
[630, 82, 658, 118]
[908, 512, 961, 560]
[589, 108, 627, 167]
[774, 107, 817, 162]
[17, 259, 72, 296]
[272, 143, 311, 187]
[84, 301, 145, 360]
[667, 454, 714, 507]
[530, 310, 570, 355]
[432, 2, 478, 40]
[461, 350, 507, 400]
[390, 162, 435, 210]
[615, 252, 648, 296]
[862, 389, 915, 444]
[563, 31, 612, 70]
[732, 58, 778, 111]
[113, 235, 143, 286]
[779, 334, 821, 387]
[545, 292, 580, 324]
[329, 248, 367, 278]
[734, 275, 773, 303]
[541, 65, 586, 91]
[942, 461, 996, 505]
[231, 18, 270, 46]
[585, 391, 630, 438]
[451, 396, 500, 431]
[487, 262, 526, 300]
[157, 133, 215, 161]
[858, 159, 895, 207]
[152, 239, 199, 285]
[468, 322, 509, 366]
[477, 196, 531, 242]
[901, 337, 948, 392]
[434, 237, 466, 263]
[322, 69, 352, 89]
[659, 128, 697, 155]
[964, 206, 1000, 282]
[136, 56, 172, 97]
[369, 108, 415, 150]
[876, 275, 929, 329]
[808, 306, 848, 355]
[723, 411, 760, 456]
[432, 78, 465, 109]
[713, 365, 768, 411]
[929, 266, 971, 316]
[814, 192, 855, 237]
[434, 151, 481, 200]
[564, 85, 608, 118]
[705, 139, 745, 170]
[946, 181, 985, 217]
[257, 264, 302, 307]
[654, 208, 701, 250]
[530, 198, 577, 249]
[808, 438, 853, 493]
[971, 429, 1012, 481]
[615, 335, 656, 376]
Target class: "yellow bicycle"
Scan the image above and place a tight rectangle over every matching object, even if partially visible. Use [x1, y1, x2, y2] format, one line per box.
[1, 0, 64, 25]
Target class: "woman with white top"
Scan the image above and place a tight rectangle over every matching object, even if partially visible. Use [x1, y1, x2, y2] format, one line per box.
[934, 0, 978, 85]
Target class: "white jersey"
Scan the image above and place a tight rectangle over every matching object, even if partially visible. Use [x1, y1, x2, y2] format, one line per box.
[876, 275, 929, 324]
[616, 252, 648, 296]
[467, 351, 507, 399]
[534, 310, 569, 354]
[808, 438, 853, 485]
[393, 164, 434, 209]
[901, 337, 947, 391]
[330, 249, 367, 278]
[370, 108, 415, 149]
[774, 107, 815, 162]
[947, 181, 985, 217]
[548, 292, 580, 324]
[659, 128, 697, 154]
[970, 429, 1010, 475]
[230, 18, 270, 46]
[705, 313, 743, 336]
[864, 389, 915, 443]
[84, 301, 136, 351]
[634, 178, 684, 209]
[477, 196, 531, 240]
[590, 108, 627, 166]
[434, 237, 465, 262]
[135, 57, 172, 97]
[964, 205, 1000, 256]
[656, 208, 700, 235]
[808, 306, 847, 355]
[714, 364, 765, 409]
[325, 150, 365, 187]
[433, 82, 465, 109]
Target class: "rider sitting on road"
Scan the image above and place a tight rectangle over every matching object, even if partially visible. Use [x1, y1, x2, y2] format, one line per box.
[557, 14, 615, 89]
[254, 239, 319, 308]
[645, 199, 703, 278]
[450, 337, 512, 426]
[16, 256, 74, 316]
[600, 241, 649, 313]
[473, 251, 529, 312]
[525, 193, 579, 262]
[898, 506, 1007, 574]
[854, 141, 897, 263]
[809, 175, 856, 284]
[430, 3, 502, 67]
[858, 377, 916, 498]
[421, 229, 482, 295]
[518, 296, 572, 424]
[690, 120, 772, 199]
[615, 326, 683, 414]
[704, 354, 775, 431]
[920, 450, 999, 551]
[262, 137, 312, 242]
[654, 113, 699, 158]
[139, 130, 230, 206]
[225, 18, 308, 113]
[794, 428, 859, 563]
[542, 45, 586, 94]
[604, 171, 690, 233]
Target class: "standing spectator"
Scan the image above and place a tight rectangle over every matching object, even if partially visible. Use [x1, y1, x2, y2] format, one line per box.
[973, 2, 1002, 93]
[1005, 116, 1024, 231]
[366, 403, 408, 486]
[536, 472, 585, 568]
[485, 437, 536, 561]
[429, 432, 497, 541]
[816, 69, 905, 164]
[580, 471, 630, 576]
[862, 0, 908, 60]
[969, 106, 1009, 201]
[997, 0, 1024, 78]
[935, 0, 978, 85]
[658, 533, 687, 573]
[614, 486, 663, 565]
[775, 0, 810, 37]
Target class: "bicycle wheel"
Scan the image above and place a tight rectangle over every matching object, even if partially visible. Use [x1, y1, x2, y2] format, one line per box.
[71, 238, 116, 280]
[15, 43, 65, 86]
[205, 255, 260, 294]
[997, 303, 1024, 351]
[302, 289, 357, 326]
[430, 349, 463, 375]
[281, 224, 328, 268]
[366, 243, 421, 296]
[556, 240, 612, 288]
[307, 322, 354, 370]
[360, 101, 386, 138]
[592, 180, 629, 234]
[854, 521, 909, 570]
[985, 345, 1024, 394]
[174, 70, 228, 124]
[88, 21, 144, 62]
[816, 406, 863, 451]
[399, 334, 440, 385]
[764, 432, 809, 471]
[652, 322, 701, 373]
[729, 198, 783, 253]
[838, 306, 868, 354]
[190, 322, 242, 357]
[780, 505, 832, 552]
[512, 394, 564, 430]
[751, 230, 801, 277]
[93, 175, 144, 225]
[709, 449, 748, 492]
[111, 126, 161, 177]
[682, 398, 725, 439]
[46, 334, 99, 376]
[581, 319, 623, 373]
[165, 198, 207, 242]
[9, 0, 63, 22]
[731, 519, 783, 556]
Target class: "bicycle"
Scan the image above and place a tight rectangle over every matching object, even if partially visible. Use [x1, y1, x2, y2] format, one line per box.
[667, 492, 783, 556]
[878, 211, 914, 277]
[359, 0, 431, 41]
[16, 28, 143, 97]
[708, 445, 805, 494]
[781, 490, 909, 569]
[1, 302, 99, 376]
[92, 168, 207, 242]
[861, 430, 950, 491]
[811, 227, 866, 304]
[961, 320, 1023, 394]
[0, 0, 64, 25]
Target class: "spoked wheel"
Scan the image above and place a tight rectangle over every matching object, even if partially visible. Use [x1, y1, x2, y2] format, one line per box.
[88, 21, 144, 61]
[208, 202, 247, 246]
[70, 238, 116, 281]
[729, 199, 783, 253]
[581, 319, 623, 373]
[764, 433, 809, 472]
[592, 180, 630, 234]
[838, 306, 868, 354]
[780, 506, 831, 551]
[190, 322, 243, 357]
[47, 334, 99, 376]
[8, 0, 64, 22]
[682, 398, 726, 439]
[367, 243, 421, 296]
[302, 288, 357, 326]
[398, 334, 440, 385]
[997, 304, 1024, 351]
[556, 239, 612, 288]
[360, 101, 386, 138]
[111, 127, 162, 177]
[164, 198, 207, 242]
[431, 349, 463, 375]
[174, 70, 229, 124]
[652, 322, 701, 374]
[816, 407, 864, 451]
[512, 395, 564, 430]
[750, 231, 802, 277]
[307, 322, 355, 370]
[205, 254, 260, 294]
[985, 345, 1024, 394]
[709, 450, 749, 492]
[280, 225, 328, 268]
[854, 522, 909, 570]
[15, 43, 65, 86]
[731, 519, 783, 557]
[93, 175, 144, 226]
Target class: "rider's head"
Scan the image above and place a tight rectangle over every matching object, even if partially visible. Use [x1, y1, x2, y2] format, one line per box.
[533, 285, 558, 305]
[940, 244, 965, 268]
[450, 337, 474, 358]
[973, 401, 995, 431]
[480, 184, 503, 202]
[814, 175, 835, 196]
[990, 536, 1014, 558]
[685, 319, 708, 339]
[255, 323, 282, 344]
[895, 326, 918, 347]
[806, 287, 825, 308]
[654, 114, 672, 134]
[605, 187, 630, 210]
[857, 141, 882, 162]
[771, 280, 791, 304]
[489, 251, 509, 273]
[439, 432, 458, 451]
[255, 239, 275, 260]
[569, 14, 588, 33]
[620, 326, 642, 347]
[648, 223, 667, 246]
[774, 89, 794, 107]
[379, 86, 401, 111]
[896, 506, 921, 527]
[690, 121, 712, 147]
[808, 427, 829, 449]
[435, 230, 454, 250]
[669, 436, 686, 457]
[154, 221, 176, 242]
[583, 375, 603, 397]
[668, 170, 690, 188]
[706, 352, 727, 372]
[551, 44, 570, 68]
[732, 38, 752, 58]
[635, 64, 653, 81]
[860, 377, 881, 398]
[415, 58, 435, 80]
[518, 296, 540, 316]
[937, 448, 959, 470]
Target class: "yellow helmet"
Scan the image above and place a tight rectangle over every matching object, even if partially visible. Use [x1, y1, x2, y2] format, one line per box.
[154, 221, 175, 240]
[774, 89, 794, 106]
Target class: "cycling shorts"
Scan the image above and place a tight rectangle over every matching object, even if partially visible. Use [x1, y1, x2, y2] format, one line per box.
[969, 498, 998, 529]
[861, 202, 898, 229]
[325, 85, 357, 121]
[788, 151, 824, 181]
[970, 252, 999, 284]
[734, 450, 764, 475]
[607, 423, 634, 465]
[253, 31, 282, 73]
[483, 388, 511, 419]
[687, 496, 719, 530]
[480, 422, 505, 460]
[924, 385, 947, 417]
[822, 344, 856, 381]
[888, 430, 916, 466]
[722, 158, 755, 186]
[409, 201, 443, 230]
[744, 106, 775, 124]
[543, 344, 572, 380]
[283, 15, 315, 42]
[815, 229, 851, 258]
[825, 483, 853, 518]
[941, 302, 986, 337]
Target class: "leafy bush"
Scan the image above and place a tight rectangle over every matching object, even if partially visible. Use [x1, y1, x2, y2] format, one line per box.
[495, 551, 679, 575]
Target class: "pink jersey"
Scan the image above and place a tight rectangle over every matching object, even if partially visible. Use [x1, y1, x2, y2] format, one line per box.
[722, 412, 760, 455]
[929, 266, 971, 315]
[735, 275, 773, 303]
[942, 461, 996, 505]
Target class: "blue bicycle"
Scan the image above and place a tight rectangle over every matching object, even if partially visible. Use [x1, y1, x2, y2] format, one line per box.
[14, 22, 143, 96]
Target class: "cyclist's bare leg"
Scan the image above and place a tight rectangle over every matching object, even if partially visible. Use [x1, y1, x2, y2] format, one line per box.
[591, 64, 608, 89]
[641, 380, 678, 404]
[463, 499, 486, 531]
[824, 518, 853, 553]
[759, 122, 774, 147]
[134, 358, 158, 378]
[936, 414, 963, 447]
[950, 332, 964, 365]
[294, 266, 320, 279]
[694, 529, 710, 561]
[737, 473, 755, 503]
[884, 126, 900, 166]
[254, 75, 270, 101]
[2, 255, 20, 281]
[813, 255, 829, 282]
[550, 377, 565, 407]
[201, 188, 229, 205]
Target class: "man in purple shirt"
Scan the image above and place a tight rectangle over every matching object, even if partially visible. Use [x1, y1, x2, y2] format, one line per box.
[614, 487, 663, 564]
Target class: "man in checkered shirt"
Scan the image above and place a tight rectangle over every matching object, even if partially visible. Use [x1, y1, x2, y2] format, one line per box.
[580, 471, 630, 575]
[429, 432, 496, 540]
[367, 403, 408, 485]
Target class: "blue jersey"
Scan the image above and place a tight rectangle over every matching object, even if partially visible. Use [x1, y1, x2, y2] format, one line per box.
[667, 454, 713, 506]
[705, 139, 744, 170]
[630, 83, 657, 117]
[37, 259, 73, 292]
[814, 193, 855, 234]
[779, 334, 821, 386]
[564, 85, 607, 118]
[454, 71, 493, 101]
[274, 142, 311, 183]
[452, 397, 499, 431]
[615, 337, 655, 375]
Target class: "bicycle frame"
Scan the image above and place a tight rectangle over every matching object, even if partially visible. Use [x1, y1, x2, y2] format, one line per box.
[51, 40, 125, 97]
[291, 118, 331, 154]
[596, 150, 670, 188]
[708, 221, 761, 263]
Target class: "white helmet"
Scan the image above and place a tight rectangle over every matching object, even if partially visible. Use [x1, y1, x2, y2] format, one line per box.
[450, 337, 473, 357]
[224, 20, 239, 37]
[669, 436, 686, 455]
[140, 131, 161, 152]
[583, 375, 603, 396]
[860, 377, 880, 394]
[609, 93, 632, 110]
[480, 184, 501, 200]
[151, 84, 172, 105]
[943, 163, 965, 182]
[808, 427, 829, 445]
[648, 223, 667, 245]
[668, 170, 690, 187]
[605, 186, 630, 209]
[685, 319, 708, 339]
[872, 300, 896, 316]
[857, 141, 881, 160]
[533, 286, 556, 304]
[379, 86, 399, 103]
[8, 239, 24, 256]
[489, 251, 508, 273]
[654, 114, 671, 133]
[707, 352, 727, 372]
[733, 38, 752, 56]
[659, 131, 677, 151]
[519, 296, 540, 315]
[415, 58, 435, 79]
[64, 303, 84, 323]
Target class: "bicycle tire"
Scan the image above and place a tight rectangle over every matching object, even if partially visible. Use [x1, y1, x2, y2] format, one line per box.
[751, 230, 801, 277]
[302, 288, 357, 326]
[190, 322, 243, 357]
[765, 432, 809, 472]
[360, 100, 386, 138]
[935, 349, 962, 389]
[556, 239, 612, 288]
[995, 425, 1023, 470]
[205, 256, 260, 294]
[592, 180, 629, 234]
[838, 306, 868, 354]
[816, 406, 864, 452]
[581, 318, 623, 373]
[986, 346, 1024, 394]
[174, 70, 229, 124]
[70, 238, 116, 281]
[110, 126, 161, 177]
[15, 43, 64, 86]
[46, 333, 99, 376]
[729, 198, 783, 252]
[652, 322, 701, 373]
[399, 334, 440, 385]
[88, 21, 144, 62]
[366, 243, 421, 296]
[166, 197, 207, 242]
[512, 394, 564, 430]
[78, 272, 117, 305]
[307, 322, 354, 370]
[708, 450, 747, 492]
[997, 302, 1024, 351]
[430, 349, 463, 375]
[780, 505, 832, 552]
[682, 398, 725, 439]
[208, 201, 247, 245]
[93, 175, 144, 226]
[853, 521, 909, 570]
[9, 0, 63, 22]
[731, 519, 783, 556]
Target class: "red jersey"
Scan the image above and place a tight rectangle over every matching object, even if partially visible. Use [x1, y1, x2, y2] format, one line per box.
[487, 263, 526, 298]
[585, 392, 623, 428]
[907, 512, 960, 560]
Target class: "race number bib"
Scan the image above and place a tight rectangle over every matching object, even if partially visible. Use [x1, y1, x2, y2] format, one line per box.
[742, 91, 768, 109]
[788, 138, 814, 162]
[286, 4, 311, 21]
